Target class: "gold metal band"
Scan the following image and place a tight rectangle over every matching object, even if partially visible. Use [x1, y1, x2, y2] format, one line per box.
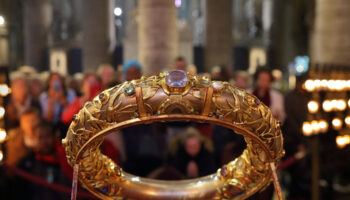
[63, 71, 284, 200]
[135, 86, 147, 117]
[202, 86, 214, 116]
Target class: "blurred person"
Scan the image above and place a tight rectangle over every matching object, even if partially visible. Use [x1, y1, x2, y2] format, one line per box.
[252, 67, 285, 122]
[211, 65, 231, 82]
[66, 74, 83, 97]
[29, 76, 44, 101]
[168, 127, 216, 178]
[40, 73, 76, 126]
[61, 73, 102, 124]
[34, 122, 58, 157]
[212, 126, 246, 165]
[123, 60, 142, 82]
[271, 69, 284, 91]
[282, 74, 311, 200]
[16, 122, 70, 200]
[6, 74, 41, 129]
[187, 64, 197, 75]
[173, 56, 187, 71]
[234, 70, 251, 90]
[122, 123, 165, 177]
[98, 64, 116, 89]
[5, 107, 41, 166]
[283, 74, 309, 157]
[18, 66, 37, 77]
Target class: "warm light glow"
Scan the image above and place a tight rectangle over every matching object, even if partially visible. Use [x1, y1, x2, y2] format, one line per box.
[323, 100, 332, 112]
[314, 79, 321, 89]
[328, 80, 336, 91]
[342, 80, 347, 90]
[348, 99, 350, 108]
[302, 122, 313, 136]
[0, 16, 4, 25]
[304, 79, 350, 91]
[0, 84, 10, 96]
[321, 79, 328, 88]
[319, 120, 328, 133]
[332, 118, 343, 130]
[0, 150, 3, 162]
[0, 129, 6, 143]
[114, 7, 122, 16]
[345, 116, 350, 127]
[334, 80, 344, 91]
[304, 80, 315, 91]
[336, 100, 347, 111]
[331, 100, 338, 110]
[308, 101, 319, 113]
[336, 135, 350, 148]
[0, 107, 5, 119]
[311, 120, 320, 133]
[322, 99, 349, 111]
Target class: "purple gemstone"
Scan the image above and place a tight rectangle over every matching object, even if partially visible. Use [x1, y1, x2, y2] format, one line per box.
[212, 82, 223, 90]
[165, 70, 188, 87]
[220, 165, 228, 177]
[254, 98, 260, 106]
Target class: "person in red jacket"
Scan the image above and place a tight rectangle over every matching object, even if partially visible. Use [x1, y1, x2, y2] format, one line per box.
[61, 73, 102, 124]
[61, 73, 120, 164]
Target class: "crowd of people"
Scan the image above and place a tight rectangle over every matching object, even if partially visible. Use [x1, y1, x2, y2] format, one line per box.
[0, 57, 322, 200]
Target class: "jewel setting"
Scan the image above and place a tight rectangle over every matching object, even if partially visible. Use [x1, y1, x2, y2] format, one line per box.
[165, 70, 188, 87]
[124, 83, 135, 95]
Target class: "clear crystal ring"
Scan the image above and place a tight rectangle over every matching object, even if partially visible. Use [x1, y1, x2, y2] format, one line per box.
[63, 70, 284, 200]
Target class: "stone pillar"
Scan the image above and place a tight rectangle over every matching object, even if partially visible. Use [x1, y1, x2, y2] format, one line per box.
[0, 25, 9, 66]
[23, 0, 52, 69]
[138, 0, 178, 75]
[82, 0, 112, 71]
[311, 0, 350, 65]
[205, 0, 233, 72]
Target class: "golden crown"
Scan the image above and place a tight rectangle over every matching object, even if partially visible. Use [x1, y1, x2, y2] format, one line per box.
[63, 70, 284, 200]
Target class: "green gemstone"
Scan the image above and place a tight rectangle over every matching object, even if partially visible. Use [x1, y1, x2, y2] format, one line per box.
[124, 83, 135, 95]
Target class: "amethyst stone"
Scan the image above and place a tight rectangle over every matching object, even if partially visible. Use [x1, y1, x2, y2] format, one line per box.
[165, 70, 188, 87]
[254, 98, 260, 106]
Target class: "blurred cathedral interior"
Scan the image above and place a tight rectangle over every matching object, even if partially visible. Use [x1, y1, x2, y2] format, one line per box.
[0, 0, 350, 200]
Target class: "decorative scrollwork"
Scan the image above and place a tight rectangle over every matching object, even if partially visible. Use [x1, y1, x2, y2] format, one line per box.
[63, 70, 284, 200]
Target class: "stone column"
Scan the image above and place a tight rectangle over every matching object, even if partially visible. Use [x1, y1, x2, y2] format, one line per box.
[23, 0, 52, 69]
[205, 0, 233, 72]
[311, 0, 350, 65]
[0, 25, 9, 66]
[82, 0, 112, 71]
[138, 0, 178, 75]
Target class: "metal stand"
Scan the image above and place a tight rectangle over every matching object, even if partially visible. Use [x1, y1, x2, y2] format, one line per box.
[270, 162, 284, 200]
[71, 164, 79, 200]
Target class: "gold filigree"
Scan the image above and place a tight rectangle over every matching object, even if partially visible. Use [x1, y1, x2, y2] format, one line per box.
[63, 71, 284, 200]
